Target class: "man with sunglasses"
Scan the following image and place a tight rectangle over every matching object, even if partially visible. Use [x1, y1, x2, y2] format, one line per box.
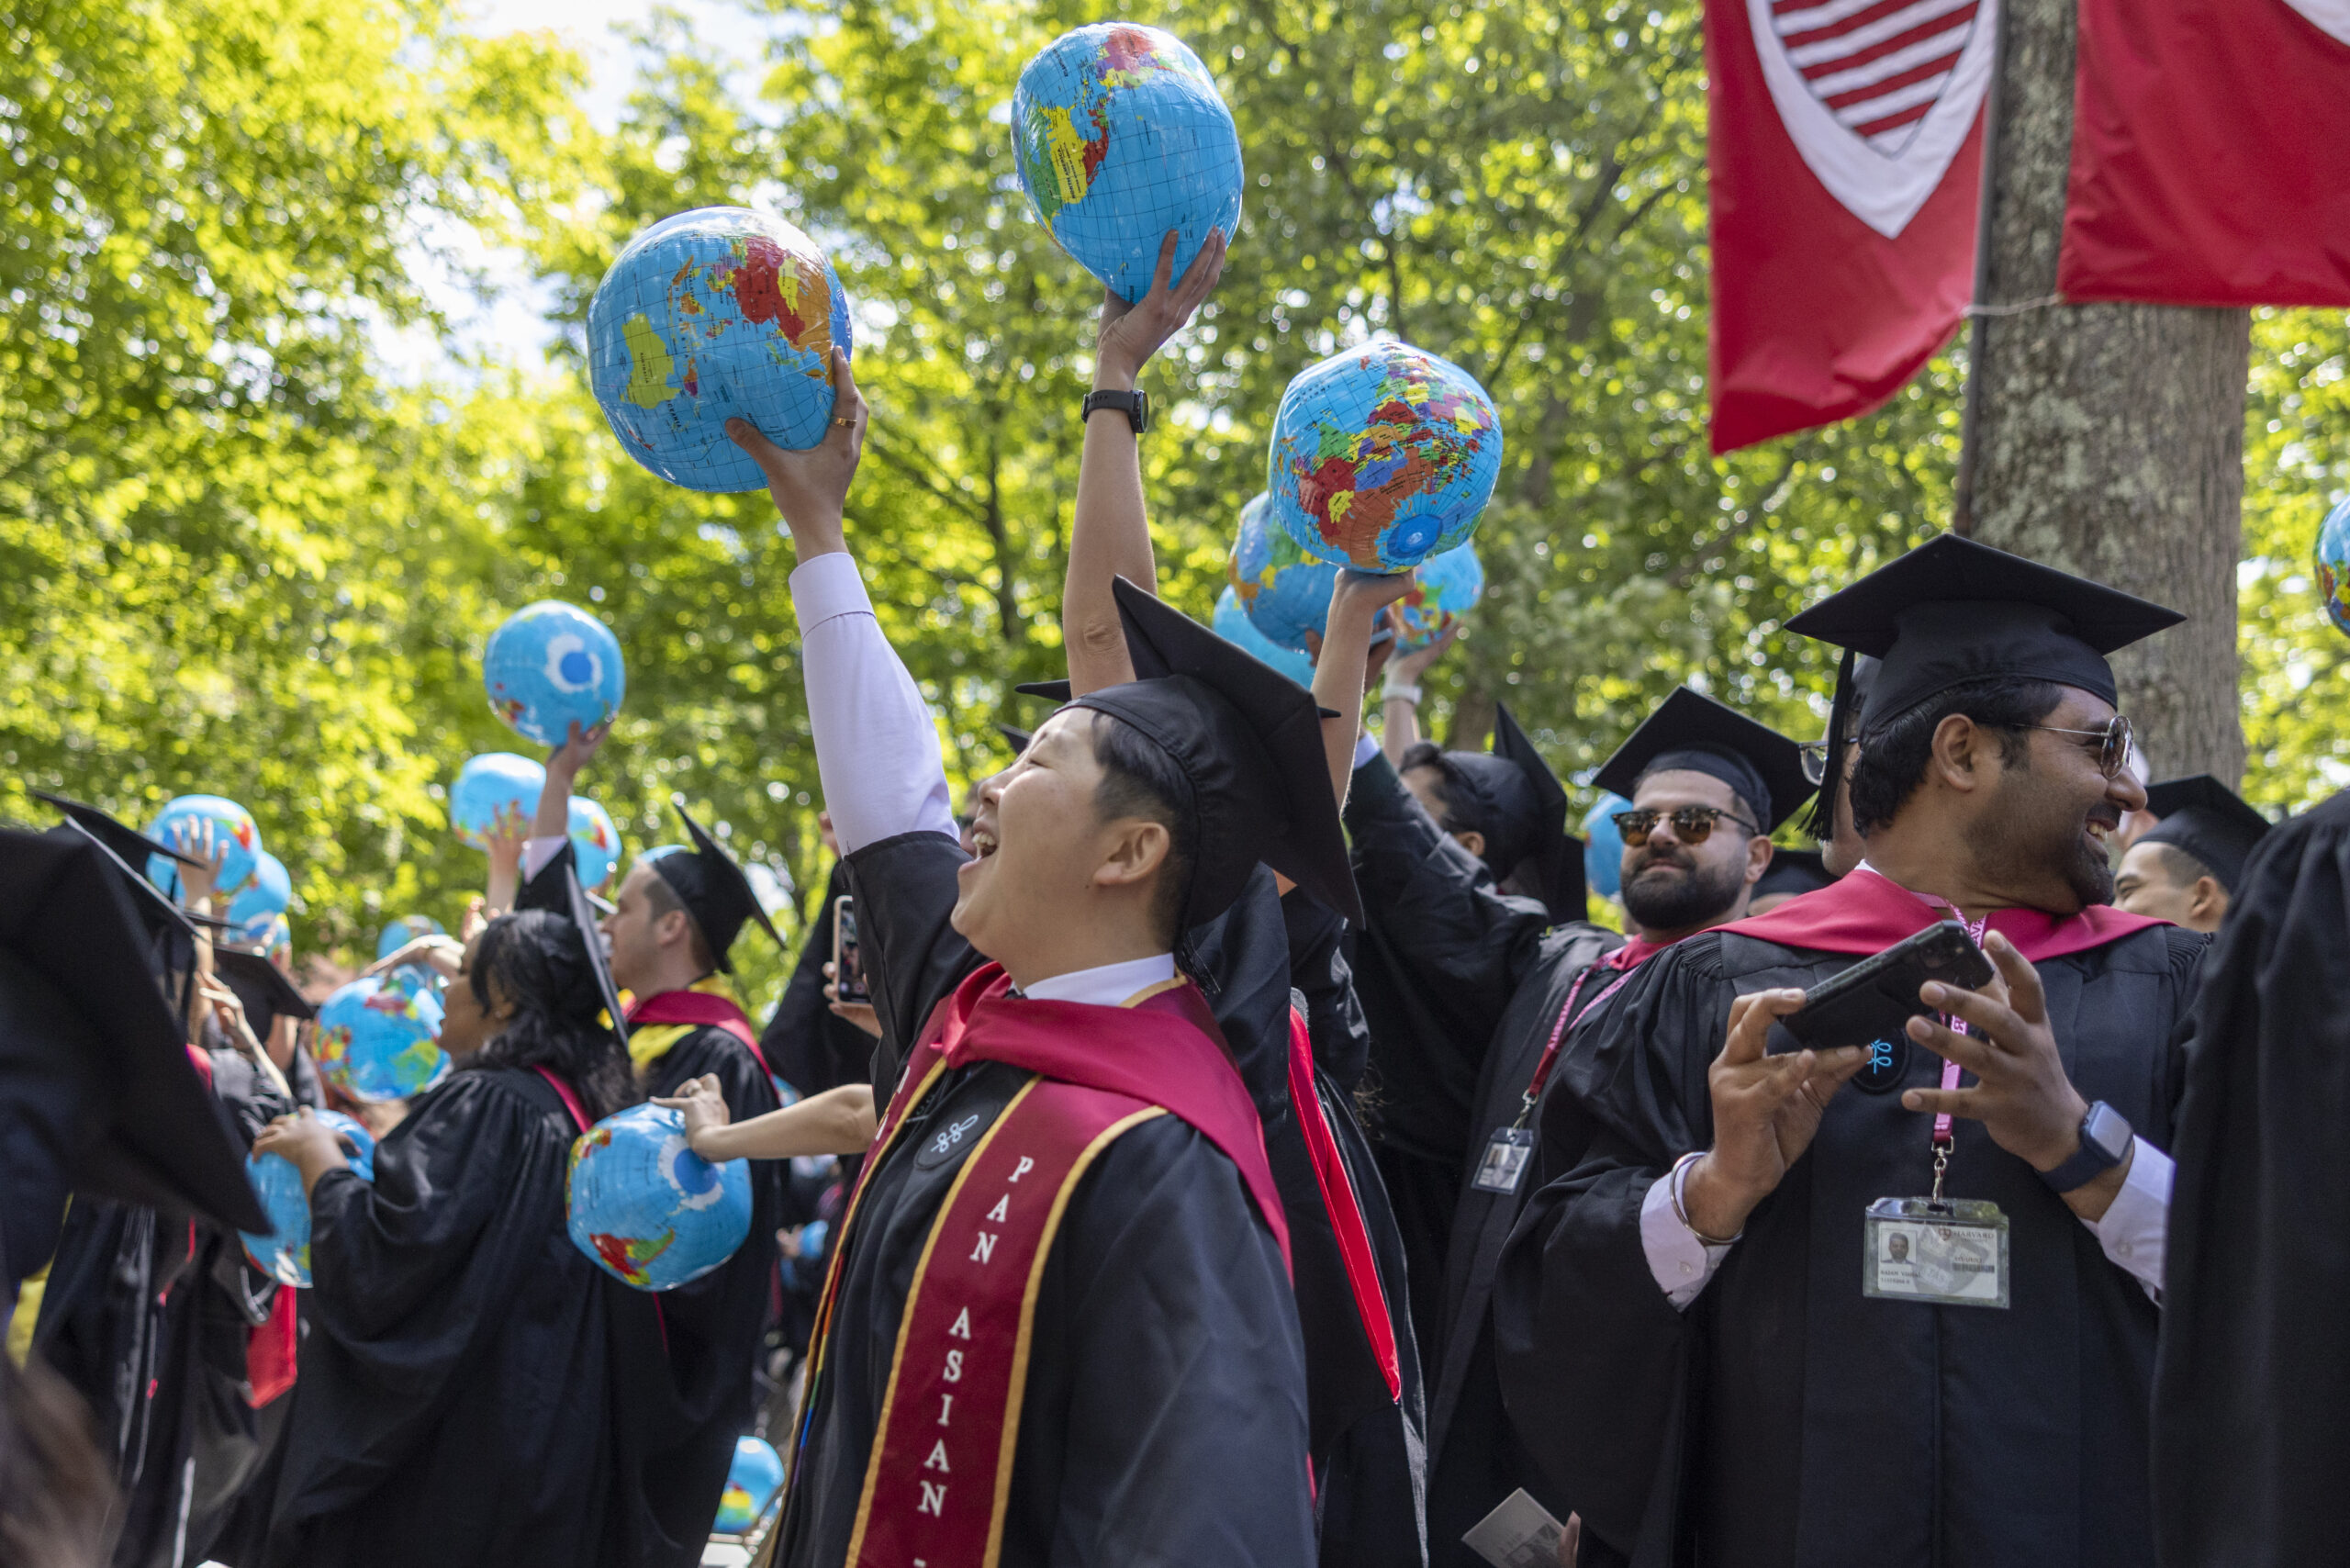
[1496, 535, 2206, 1568]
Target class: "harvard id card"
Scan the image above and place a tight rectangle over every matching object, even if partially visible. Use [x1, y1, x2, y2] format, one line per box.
[1863, 1196, 2009, 1308]
[1472, 1127, 1535, 1193]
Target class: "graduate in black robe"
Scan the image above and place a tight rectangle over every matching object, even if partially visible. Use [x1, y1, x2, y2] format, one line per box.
[2150, 788, 2344, 1566]
[1496, 535, 2206, 1567]
[758, 856, 875, 1094]
[256, 902, 690, 1568]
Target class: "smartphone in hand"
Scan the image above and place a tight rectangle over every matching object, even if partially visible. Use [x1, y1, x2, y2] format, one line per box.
[1780, 920, 1994, 1052]
[831, 895, 870, 1005]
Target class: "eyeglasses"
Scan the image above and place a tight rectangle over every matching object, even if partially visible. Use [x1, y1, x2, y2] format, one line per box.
[1613, 805, 1762, 845]
[2020, 714, 2135, 780]
[1797, 742, 1830, 787]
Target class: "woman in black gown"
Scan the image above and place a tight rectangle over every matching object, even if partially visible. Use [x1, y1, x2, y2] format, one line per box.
[252, 909, 697, 1568]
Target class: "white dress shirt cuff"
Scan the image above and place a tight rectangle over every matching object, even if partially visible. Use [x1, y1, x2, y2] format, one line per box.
[2085, 1137, 2171, 1299]
[789, 547, 873, 629]
[1641, 1170, 1731, 1309]
[1351, 732, 1381, 771]
[521, 835, 565, 879]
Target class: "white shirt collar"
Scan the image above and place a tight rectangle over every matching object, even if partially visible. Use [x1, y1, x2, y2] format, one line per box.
[1016, 953, 1178, 1007]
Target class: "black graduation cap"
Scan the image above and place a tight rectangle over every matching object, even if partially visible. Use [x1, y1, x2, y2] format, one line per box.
[1052, 577, 1362, 928]
[2139, 775, 2272, 893]
[994, 722, 1035, 755]
[212, 946, 316, 1038]
[514, 842, 632, 1048]
[1799, 655, 1878, 841]
[0, 827, 265, 1232]
[1593, 687, 1814, 833]
[1424, 703, 1586, 924]
[29, 790, 197, 872]
[647, 797, 782, 973]
[1751, 846, 1835, 902]
[1786, 534, 2183, 734]
[26, 795, 229, 1025]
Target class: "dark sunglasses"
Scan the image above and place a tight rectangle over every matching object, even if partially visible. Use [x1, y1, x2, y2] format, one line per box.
[2020, 714, 2135, 780]
[1613, 805, 1761, 845]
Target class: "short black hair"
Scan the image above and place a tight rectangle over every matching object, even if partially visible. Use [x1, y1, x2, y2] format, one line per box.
[1848, 677, 2065, 836]
[1089, 711, 1198, 946]
[1397, 741, 1459, 823]
[2143, 839, 2215, 890]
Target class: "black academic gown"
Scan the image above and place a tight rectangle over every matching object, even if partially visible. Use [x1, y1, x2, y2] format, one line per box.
[778, 830, 1315, 1566]
[2152, 790, 2346, 1568]
[758, 859, 877, 1094]
[263, 1067, 682, 1568]
[1495, 914, 2207, 1568]
[1343, 754, 1552, 1363]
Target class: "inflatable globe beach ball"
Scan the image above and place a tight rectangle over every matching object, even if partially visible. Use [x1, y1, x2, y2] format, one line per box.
[2317, 496, 2350, 636]
[1013, 23, 1244, 304]
[313, 975, 449, 1103]
[227, 851, 293, 948]
[1213, 585, 1316, 686]
[261, 914, 292, 969]
[588, 207, 854, 493]
[1229, 491, 1339, 654]
[241, 1110, 375, 1287]
[1582, 792, 1635, 902]
[449, 753, 547, 851]
[566, 1103, 753, 1291]
[567, 795, 622, 892]
[713, 1435, 786, 1533]
[1393, 543, 1486, 654]
[1268, 340, 1502, 573]
[375, 914, 446, 963]
[144, 795, 263, 901]
[483, 601, 626, 749]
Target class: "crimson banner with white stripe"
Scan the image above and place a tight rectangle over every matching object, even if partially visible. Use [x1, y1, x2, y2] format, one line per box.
[2058, 0, 2350, 307]
[1707, 0, 1992, 452]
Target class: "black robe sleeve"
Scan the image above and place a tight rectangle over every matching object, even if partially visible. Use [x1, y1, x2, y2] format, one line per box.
[1281, 886, 1373, 1093]
[2154, 791, 2350, 1568]
[841, 830, 987, 1096]
[759, 861, 871, 1096]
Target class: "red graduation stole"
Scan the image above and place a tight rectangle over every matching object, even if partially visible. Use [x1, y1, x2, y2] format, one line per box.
[624, 987, 776, 1080]
[1724, 864, 2170, 962]
[1283, 1006, 1400, 1402]
[800, 963, 1287, 1568]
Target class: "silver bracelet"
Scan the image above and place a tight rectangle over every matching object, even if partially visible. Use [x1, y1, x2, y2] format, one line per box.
[1669, 1150, 1743, 1247]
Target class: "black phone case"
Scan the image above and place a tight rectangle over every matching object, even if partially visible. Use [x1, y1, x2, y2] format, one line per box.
[1779, 920, 1996, 1052]
[832, 895, 870, 1004]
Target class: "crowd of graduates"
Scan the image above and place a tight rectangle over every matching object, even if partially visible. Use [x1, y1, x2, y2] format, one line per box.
[4, 241, 2343, 1568]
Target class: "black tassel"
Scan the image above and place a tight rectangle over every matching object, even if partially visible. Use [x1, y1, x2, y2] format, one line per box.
[1803, 646, 1858, 842]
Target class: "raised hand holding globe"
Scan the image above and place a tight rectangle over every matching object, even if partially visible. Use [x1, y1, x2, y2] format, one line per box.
[449, 754, 547, 851]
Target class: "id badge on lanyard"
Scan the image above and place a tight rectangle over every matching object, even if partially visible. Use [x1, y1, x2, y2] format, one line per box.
[1472, 966, 1627, 1195]
[1863, 912, 2009, 1309]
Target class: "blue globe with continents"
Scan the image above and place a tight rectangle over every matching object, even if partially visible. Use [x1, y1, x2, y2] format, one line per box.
[449, 753, 547, 851]
[375, 914, 445, 962]
[314, 975, 448, 1103]
[259, 915, 292, 969]
[1013, 23, 1242, 302]
[1213, 586, 1315, 686]
[1268, 340, 1503, 572]
[2317, 496, 2350, 636]
[587, 207, 854, 493]
[1229, 491, 1338, 654]
[144, 795, 263, 900]
[568, 795, 622, 892]
[241, 1110, 375, 1287]
[713, 1435, 786, 1534]
[567, 1103, 753, 1291]
[484, 600, 625, 747]
[1393, 543, 1485, 653]
[1582, 792, 1634, 902]
[227, 851, 293, 948]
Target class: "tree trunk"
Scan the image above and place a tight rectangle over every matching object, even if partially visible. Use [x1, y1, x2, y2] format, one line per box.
[1956, 0, 2251, 786]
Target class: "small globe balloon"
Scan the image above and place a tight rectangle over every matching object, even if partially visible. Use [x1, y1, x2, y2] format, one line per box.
[144, 795, 263, 900]
[567, 795, 622, 892]
[241, 1111, 376, 1287]
[314, 976, 449, 1102]
[1228, 491, 1339, 654]
[1393, 543, 1485, 653]
[260, 914, 292, 969]
[566, 1103, 753, 1291]
[483, 601, 625, 748]
[226, 851, 293, 948]
[1013, 24, 1243, 303]
[1213, 586, 1316, 686]
[375, 915, 446, 963]
[1268, 340, 1502, 572]
[449, 754, 547, 851]
[1582, 793, 1634, 902]
[713, 1435, 786, 1533]
[2318, 497, 2350, 635]
[587, 207, 854, 493]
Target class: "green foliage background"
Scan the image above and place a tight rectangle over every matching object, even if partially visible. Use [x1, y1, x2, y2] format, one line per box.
[6, 0, 2344, 1013]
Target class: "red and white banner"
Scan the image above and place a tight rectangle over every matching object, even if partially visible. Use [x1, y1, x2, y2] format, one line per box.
[1707, 0, 1994, 453]
[2059, 0, 2350, 307]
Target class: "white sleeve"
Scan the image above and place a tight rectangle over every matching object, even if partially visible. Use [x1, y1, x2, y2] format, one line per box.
[789, 551, 957, 856]
[521, 835, 565, 879]
[1641, 1170, 1732, 1309]
[2084, 1137, 2171, 1300]
[1351, 732, 1381, 770]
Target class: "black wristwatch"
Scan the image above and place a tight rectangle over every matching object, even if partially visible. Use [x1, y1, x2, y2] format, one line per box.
[1081, 387, 1150, 434]
[2040, 1100, 2132, 1193]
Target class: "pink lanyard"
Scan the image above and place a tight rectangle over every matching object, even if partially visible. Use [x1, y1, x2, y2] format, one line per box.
[1516, 963, 1637, 1127]
[1927, 908, 1988, 1200]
